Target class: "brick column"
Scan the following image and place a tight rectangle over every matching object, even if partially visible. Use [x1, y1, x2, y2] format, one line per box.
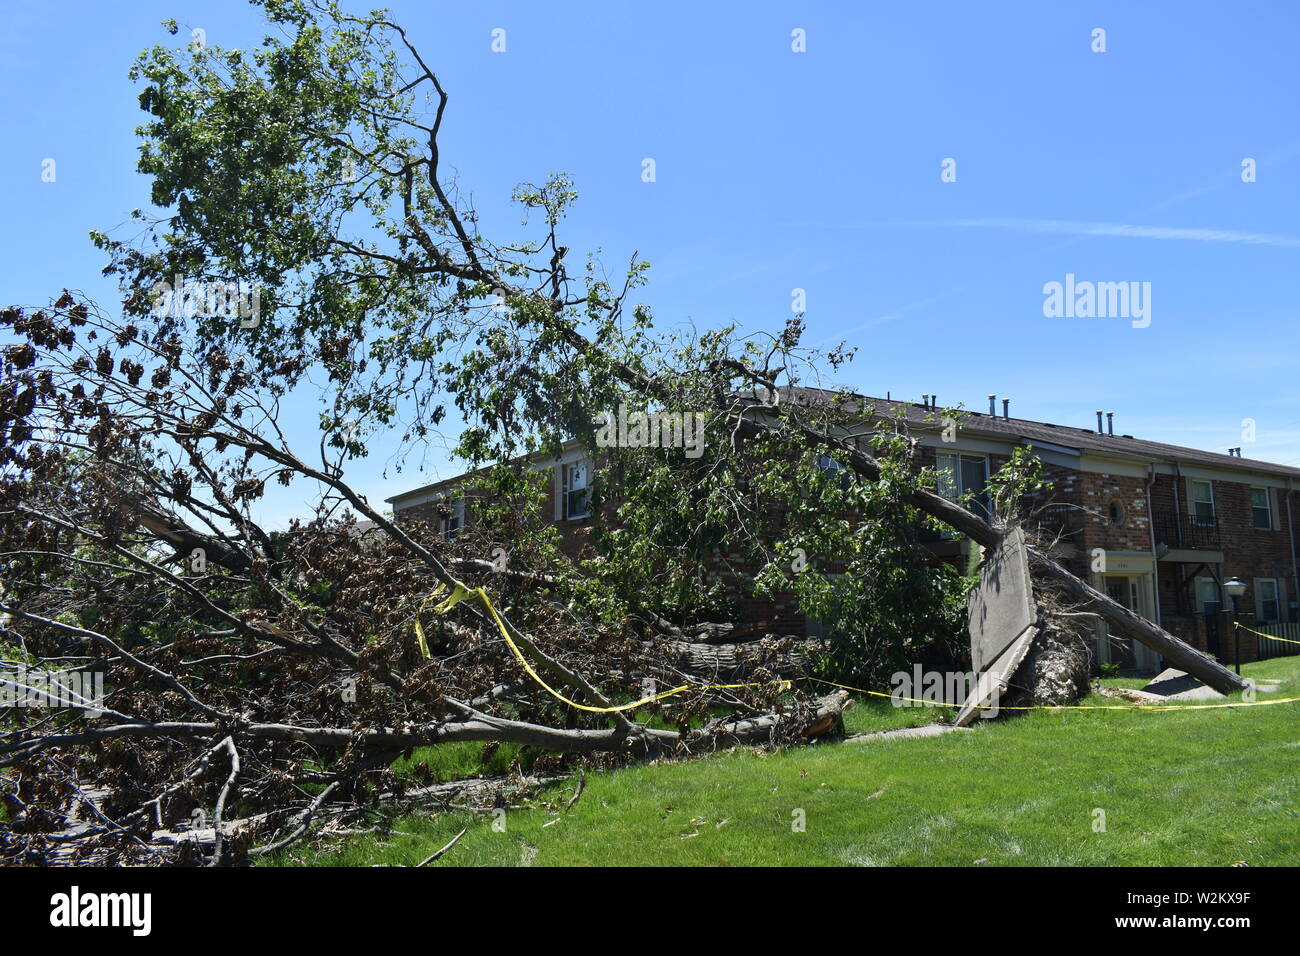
[1219, 611, 1259, 665]
[1234, 611, 1259, 665]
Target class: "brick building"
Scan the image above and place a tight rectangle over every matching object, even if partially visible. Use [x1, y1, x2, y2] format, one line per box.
[388, 392, 1300, 674]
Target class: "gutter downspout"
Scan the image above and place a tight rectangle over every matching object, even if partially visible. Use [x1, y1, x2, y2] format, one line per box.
[1146, 463, 1163, 631]
[1171, 462, 1222, 609]
[1288, 477, 1298, 622]
[1171, 463, 1183, 548]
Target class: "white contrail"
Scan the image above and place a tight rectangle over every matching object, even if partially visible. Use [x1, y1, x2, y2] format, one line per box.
[890, 218, 1300, 247]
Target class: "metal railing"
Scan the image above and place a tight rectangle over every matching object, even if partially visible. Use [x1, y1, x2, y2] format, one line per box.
[1153, 511, 1221, 549]
[1031, 502, 1085, 544]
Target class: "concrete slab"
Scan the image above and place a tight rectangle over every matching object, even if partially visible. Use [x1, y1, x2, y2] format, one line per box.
[1141, 668, 1226, 701]
[1097, 686, 1167, 704]
[967, 527, 1037, 674]
[956, 528, 1038, 726]
[1158, 686, 1226, 702]
[844, 724, 973, 743]
[954, 625, 1037, 726]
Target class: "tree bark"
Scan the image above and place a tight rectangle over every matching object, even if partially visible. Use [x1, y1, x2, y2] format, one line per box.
[657, 636, 813, 682]
[1028, 551, 1245, 693]
[0, 691, 850, 768]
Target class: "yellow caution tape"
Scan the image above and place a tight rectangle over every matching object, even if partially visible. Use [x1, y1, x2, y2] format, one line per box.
[412, 584, 449, 659]
[415, 578, 786, 712]
[414, 581, 1300, 715]
[1235, 621, 1300, 646]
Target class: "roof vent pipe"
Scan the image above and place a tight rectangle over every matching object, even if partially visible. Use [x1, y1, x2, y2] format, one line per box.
[1107, 411, 1114, 436]
[1096, 410, 1104, 433]
[988, 394, 997, 415]
[922, 393, 929, 409]
[931, 393, 937, 410]
[1002, 398, 1010, 421]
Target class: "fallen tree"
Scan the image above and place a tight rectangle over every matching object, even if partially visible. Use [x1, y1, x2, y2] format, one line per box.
[0, 0, 1246, 868]
[107, 0, 1240, 696]
[1, 296, 856, 864]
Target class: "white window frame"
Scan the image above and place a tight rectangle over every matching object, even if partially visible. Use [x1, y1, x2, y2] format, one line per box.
[563, 460, 591, 520]
[1250, 486, 1273, 531]
[1255, 578, 1280, 623]
[1194, 577, 1221, 613]
[1189, 479, 1215, 525]
[440, 496, 465, 540]
[936, 451, 991, 520]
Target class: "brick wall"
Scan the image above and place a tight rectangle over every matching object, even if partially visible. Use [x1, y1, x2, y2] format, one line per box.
[392, 448, 1300, 644]
[1199, 477, 1297, 619]
[1078, 471, 1152, 555]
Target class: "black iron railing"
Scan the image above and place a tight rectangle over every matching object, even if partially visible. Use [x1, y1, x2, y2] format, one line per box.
[1153, 511, 1220, 549]
[1031, 503, 1085, 544]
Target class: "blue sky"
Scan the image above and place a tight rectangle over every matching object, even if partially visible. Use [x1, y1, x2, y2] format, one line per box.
[3, 1, 1298, 526]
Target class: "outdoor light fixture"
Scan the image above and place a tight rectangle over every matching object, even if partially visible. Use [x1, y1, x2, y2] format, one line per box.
[1224, 578, 1247, 675]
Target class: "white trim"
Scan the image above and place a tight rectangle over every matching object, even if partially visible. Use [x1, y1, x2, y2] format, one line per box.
[560, 459, 592, 521]
[1254, 577, 1280, 623]
[391, 488, 446, 510]
[1076, 454, 1151, 479]
[919, 435, 1014, 456]
[1078, 455, 1295, 486]
[1194, 576, 1222, 612]
[935, 450, 992, 521]
[1095, 570, 1158, 670]
[1188, 478, 1215, 521]
[1170, 462, 1293, 488]
[1249, 485, 1275, 531]
[441, 496, 465, 540]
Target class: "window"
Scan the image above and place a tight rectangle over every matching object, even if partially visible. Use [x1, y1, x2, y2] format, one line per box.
[803, 573, 844, 641]
[1256, 579, 1280, 623]
[1195, 578, 1221, 614]
[815, 454, 851, 490]
[441, 497, 464, 540]
[564, 461, 590, 520]
[1107, 500, 1126, 527]
[936, 453, 990, 521]
[1189, 480, 1215, 526]
[1251, 487, 1272, 531]
[816, 453, 840, 476]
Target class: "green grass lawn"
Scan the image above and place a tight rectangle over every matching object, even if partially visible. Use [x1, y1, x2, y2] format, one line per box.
[267, 656, 1300, 867]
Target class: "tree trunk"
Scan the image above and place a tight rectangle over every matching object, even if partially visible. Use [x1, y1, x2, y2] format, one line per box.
[657, 636, 814, 682]
[1004, 615, 1092, 706]
[1028, 549, 1245, 694]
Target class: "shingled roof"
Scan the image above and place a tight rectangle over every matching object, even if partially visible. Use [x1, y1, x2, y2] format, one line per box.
[391, 388, 1300, 505]
[771, 387, 1300, 479]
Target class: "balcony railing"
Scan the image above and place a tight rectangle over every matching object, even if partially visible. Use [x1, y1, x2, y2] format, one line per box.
[1030, 503, 1085, 544]
[1153, 511, 1220, 549]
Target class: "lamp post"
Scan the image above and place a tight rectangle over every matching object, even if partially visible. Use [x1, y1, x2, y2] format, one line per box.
[1224, 577, 1247, 675]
